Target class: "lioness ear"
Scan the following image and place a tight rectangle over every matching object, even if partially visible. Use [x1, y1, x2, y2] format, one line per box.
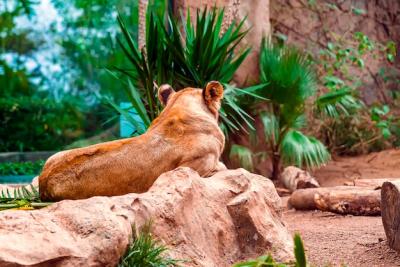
[158, 84, 175, 106]
[203, 81, 224, 106]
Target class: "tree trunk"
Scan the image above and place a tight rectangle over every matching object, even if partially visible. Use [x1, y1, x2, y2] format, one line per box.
[138, 0, 148, 50]
[271, 152, 281, 180]
[289, 186, 381, 216]
[381, 181, 400, 251]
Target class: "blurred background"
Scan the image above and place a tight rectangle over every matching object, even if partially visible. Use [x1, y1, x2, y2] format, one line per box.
[0, 0, 399, 181]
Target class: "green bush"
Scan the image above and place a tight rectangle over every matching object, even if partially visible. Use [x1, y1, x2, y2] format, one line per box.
[0, 96, 84, 151]
[0, 160, 44, 175]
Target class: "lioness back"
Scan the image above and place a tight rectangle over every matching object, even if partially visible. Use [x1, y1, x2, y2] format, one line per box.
[39, 81, 225, 201]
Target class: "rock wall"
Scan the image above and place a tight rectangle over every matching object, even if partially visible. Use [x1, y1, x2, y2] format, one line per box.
[270, 0, 400, 104]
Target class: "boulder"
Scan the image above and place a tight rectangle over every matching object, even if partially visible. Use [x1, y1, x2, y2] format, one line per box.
[0, 167, 293, 266]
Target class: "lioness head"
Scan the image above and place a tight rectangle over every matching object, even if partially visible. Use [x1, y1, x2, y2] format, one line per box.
[157, 81, 224, 119]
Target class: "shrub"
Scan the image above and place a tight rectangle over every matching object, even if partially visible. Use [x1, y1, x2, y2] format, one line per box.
[0, 160, 44, 176]
[310, 31, 399, 155]
[119, 223, 181, 267]
[0, 96, 84, 151]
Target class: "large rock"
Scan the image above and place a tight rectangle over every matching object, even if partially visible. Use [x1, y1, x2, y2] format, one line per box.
[0, 168, 293, 266]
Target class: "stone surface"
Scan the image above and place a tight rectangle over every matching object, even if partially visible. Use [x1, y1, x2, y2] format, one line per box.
[0, 167, 293, 267]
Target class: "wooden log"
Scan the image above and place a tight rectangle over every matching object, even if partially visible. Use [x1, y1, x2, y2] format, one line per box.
[289, 186, 381, 216]
[349, 178, 400, 190]
[280, 166, 320, 192]
[381, 181, 400, 251]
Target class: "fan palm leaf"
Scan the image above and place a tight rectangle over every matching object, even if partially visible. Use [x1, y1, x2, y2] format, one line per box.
[280, 130, 330, 168]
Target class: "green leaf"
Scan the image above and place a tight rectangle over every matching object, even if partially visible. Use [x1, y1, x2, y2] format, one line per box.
[260, 112, 280, 145]
[229, 144, 254, 172]
[281, 130, 330, 168]
[294, 234, 307, 267]
[382, 128, 391, 139]
[315, 88, 361, 118]
[259, 40, 316, 110]
[352, 7, 366, 16]
[355, 58, 364, 68]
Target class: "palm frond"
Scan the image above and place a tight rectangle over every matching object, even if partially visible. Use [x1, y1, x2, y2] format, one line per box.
[260, 112, 280, 146]
[259, 40, 316, 107]
[315, 87, 362, 118]
[229, 144, 254, 172]
[0, 184, 52, 210]
[280, 130, 330, 169]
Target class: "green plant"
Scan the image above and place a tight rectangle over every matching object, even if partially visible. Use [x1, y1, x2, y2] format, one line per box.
[119, 223, 182, 267]
[232, 233, 307, 267]
[0, 184, 52, 210]
[310, 31, 398, 154]
[110, 8, 260, 135]
[0, 96, 84, 151]
[256, 41, 329, 179]
[0, 161, 45, 176]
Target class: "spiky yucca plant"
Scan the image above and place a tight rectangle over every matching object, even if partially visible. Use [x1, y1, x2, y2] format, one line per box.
[111, 8, 260, 136]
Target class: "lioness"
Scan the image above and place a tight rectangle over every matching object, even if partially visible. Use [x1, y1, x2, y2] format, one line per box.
[39, 81, 226, 201]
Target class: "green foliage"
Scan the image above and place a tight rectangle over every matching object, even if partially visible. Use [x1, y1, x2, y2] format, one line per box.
[258, 41, 329, 177]
[312, 30, 399, 155]
[0, 161, 44, 176]
[0, 96, 84, 151]
[229, 144, 255, 172]
[0, 184, 52, 210]
[112, 8, 255, 135]
[230, 42, 332, 177]
[259, 41, 316, 109]
[281, 130, 330, 168]
[119, 223, 181, 267]
[232, 234, 307, 267]
[294, 234, 306, 267]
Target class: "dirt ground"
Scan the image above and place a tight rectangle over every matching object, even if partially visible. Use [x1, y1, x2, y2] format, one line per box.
[282, 149, 400, 267]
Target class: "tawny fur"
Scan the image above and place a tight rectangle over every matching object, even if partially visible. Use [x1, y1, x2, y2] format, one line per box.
[39, 83, 226, 201]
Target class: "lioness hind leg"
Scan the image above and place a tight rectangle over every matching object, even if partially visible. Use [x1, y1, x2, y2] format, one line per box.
[180, 153, 222, 177]
[206, 161, 227, 176]
[216, 161, 227, 171]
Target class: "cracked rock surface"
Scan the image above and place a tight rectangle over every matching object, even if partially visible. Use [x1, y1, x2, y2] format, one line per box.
[0, 167, 293, 267]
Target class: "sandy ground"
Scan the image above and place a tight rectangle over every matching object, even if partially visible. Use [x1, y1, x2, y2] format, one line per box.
[281, 149, 400, 266]
[283, 210, 400, 266]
